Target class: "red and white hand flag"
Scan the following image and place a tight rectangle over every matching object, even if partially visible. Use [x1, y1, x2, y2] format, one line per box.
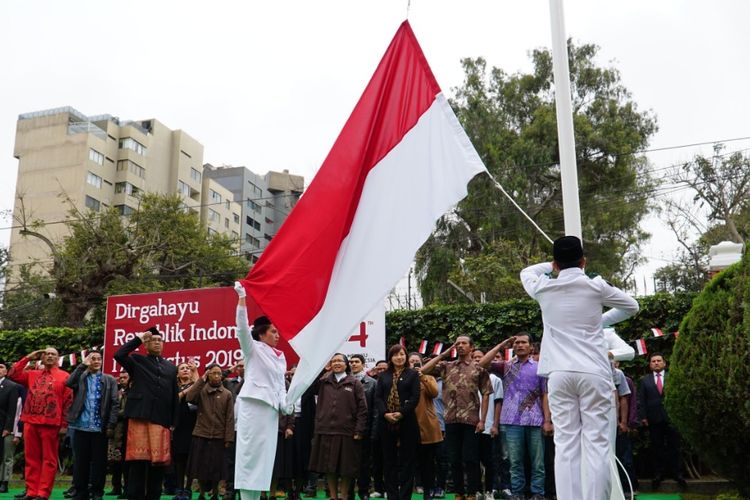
[418, 340, 428, 355]
[504, 348, 514, 362]
[240, 21, 486, 403]
[636, 339, 647, 356]
[432, 342, 444, 356]
[651, 328, 664, 338]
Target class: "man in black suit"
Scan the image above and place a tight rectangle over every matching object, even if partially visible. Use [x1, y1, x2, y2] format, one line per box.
[638, 352, 686, 491]
[115, 327, 179, 500]
[0, 362, 21, 493]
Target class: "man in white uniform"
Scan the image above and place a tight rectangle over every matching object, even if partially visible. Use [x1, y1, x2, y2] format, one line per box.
[233, 282, 293, 500]
[520, 236, 639, 500]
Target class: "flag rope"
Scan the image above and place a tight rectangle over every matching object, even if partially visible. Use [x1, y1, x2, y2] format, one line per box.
[485, 172, 554, 244]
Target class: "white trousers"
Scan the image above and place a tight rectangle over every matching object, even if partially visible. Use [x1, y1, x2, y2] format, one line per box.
[548, 371, 613, 500]
[235, 397, 279, 492]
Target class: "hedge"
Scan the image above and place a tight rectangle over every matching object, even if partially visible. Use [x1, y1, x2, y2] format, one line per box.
[667, 256, 750, 495]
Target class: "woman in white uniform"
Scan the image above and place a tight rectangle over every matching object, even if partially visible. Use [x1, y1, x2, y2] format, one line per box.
[233, 281, 292, 500]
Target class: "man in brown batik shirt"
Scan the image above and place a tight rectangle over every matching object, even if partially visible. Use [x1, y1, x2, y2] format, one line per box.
[423, 336, 492, 500]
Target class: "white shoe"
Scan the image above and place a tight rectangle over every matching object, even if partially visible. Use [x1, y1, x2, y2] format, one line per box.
[415, 488, 423, 495]
[370, 494, 382, 499]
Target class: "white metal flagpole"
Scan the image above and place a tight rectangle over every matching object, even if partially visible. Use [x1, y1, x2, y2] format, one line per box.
[548, 0, 582, 241]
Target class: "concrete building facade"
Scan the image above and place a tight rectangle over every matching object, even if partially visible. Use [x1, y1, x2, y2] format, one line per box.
[203, 165, 304, 262]
[9, 106, 241, 272]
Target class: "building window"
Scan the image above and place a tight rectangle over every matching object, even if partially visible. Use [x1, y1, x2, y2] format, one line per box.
[86, 171, 102, 188]
[246, 216, 261, 231]
[233, 213, 240, 224]
[246, 199, 262, 213]
[207, 228, 217, 236]
[225, 200, 231, 210]
[85, 195, 101, 211]
[232, 231, 239, 239]
[225, 217, 230, 229]
[191, 167, 202, 182]
[115, 182, 140, 196]
[119, 137, 147, 156]
[209, 189, 222, 204]
[89, 148, 104, 165]
[177, 180, 190, 197]
[245, 234, 260, 248]
[117, 159, 146, 179]
[208, 209, 220, 223]
[115, 204, 135, 216]
[248, 181, 263, 197]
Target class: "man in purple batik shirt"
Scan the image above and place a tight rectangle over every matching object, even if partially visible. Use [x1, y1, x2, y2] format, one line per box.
[480, 333, 551, 500]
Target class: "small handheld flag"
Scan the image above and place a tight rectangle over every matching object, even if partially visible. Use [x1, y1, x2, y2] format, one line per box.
[418, 340, 428, 355]
[432, 342, 444, 356]
[636, 339, 647, 355]
[651, 328, 664, 338]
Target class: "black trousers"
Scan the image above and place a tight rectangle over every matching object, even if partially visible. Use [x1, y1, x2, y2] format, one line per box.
[348, 436, 371, 499]
[72, 430, 108, 499]
[477, 434, 495, 492]
[382, 423, 419, 500]
[416, 443, 437, 499]
[434, 436, 449, 490]
[649, 421, 682, 479]
[127, 462, 166, 500]
[444, 424, 480, 496]
[371, 436, 385, 492]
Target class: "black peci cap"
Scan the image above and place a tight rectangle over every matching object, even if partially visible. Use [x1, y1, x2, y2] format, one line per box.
[253, 316, 272, 329]
[553, 235, 584, 264]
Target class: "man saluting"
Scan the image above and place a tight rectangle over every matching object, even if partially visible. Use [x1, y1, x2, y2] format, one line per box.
[520, 236, 639, 500]
[115, 327, 179, 500]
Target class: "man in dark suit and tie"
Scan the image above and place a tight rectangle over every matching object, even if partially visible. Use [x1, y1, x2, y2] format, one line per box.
[0, 362, 21, 493]
[115, 327, 179, 500]
[638, 352, 686, 491]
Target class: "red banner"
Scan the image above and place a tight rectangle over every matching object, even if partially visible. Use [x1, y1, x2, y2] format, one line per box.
[103, 287, 299, 375]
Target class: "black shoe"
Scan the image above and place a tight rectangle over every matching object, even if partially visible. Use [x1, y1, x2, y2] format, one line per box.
[106, 490, 122, 497]
[14, 491, 27, 499]
[64, 489, 77, 499]
[0, 482, 8, 494]
[20, 496, 35, 500]
[676, 477, 687, 490]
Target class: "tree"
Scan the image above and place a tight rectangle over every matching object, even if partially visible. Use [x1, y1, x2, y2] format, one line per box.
[6, 193, 248, 326]
[667, 251, 750, 496]
[654, 145, 750, 291]
[416, 42, 657, 304]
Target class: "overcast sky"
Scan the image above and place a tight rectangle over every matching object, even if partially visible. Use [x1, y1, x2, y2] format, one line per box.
[2, 0, 749, 297]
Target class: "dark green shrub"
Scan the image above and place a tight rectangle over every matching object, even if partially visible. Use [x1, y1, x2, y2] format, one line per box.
[666, 254, 750, 496]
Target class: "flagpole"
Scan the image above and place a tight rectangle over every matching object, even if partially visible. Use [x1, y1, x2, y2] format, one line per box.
[548, 0, 582, 241]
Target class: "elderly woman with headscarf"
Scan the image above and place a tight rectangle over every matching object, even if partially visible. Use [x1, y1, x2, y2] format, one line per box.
[308, 353, 368, 500]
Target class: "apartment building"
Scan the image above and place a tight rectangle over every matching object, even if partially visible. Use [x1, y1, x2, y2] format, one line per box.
[9, 106, 241, 272]
[203, 164, 304, 262]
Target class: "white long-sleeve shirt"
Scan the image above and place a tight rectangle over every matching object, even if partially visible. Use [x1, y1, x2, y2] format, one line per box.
[520, 262, 639, 380]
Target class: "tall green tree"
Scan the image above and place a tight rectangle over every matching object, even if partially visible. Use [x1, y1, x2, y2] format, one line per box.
[416, 42, 658, 304]
[5, 193, 248, 326]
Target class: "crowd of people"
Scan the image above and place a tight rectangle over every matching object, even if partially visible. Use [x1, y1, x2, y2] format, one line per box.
[0, 338, 682, 500]
[0, 236, 685, 500]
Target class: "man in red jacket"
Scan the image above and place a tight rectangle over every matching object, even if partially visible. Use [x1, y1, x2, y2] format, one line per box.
[9, 347, 72, 500]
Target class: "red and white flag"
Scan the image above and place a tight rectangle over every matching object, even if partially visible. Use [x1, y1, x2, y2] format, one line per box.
[651, 328, 664, 338]
[636, 339, 647, 355]
[432, 342, 444, 356]
[418, 340, 428, 355]
[57, 357, 64, 367]
[69, 353, 77, 366]
[241, 21, 486, 403]
[399, 337, 407, 348]
[504, 348, 514, 362]
[449, 347, 458, 359]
